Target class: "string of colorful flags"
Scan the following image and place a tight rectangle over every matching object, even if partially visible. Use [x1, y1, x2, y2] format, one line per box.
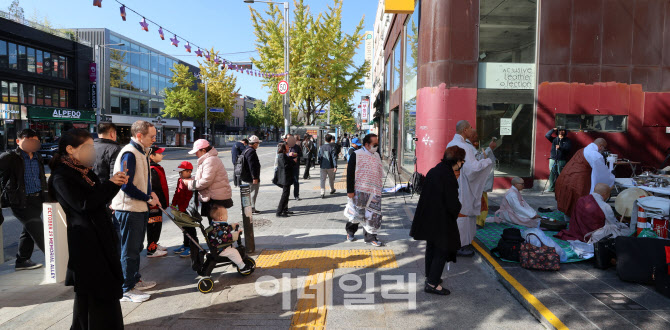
[91, 0, 288, 78]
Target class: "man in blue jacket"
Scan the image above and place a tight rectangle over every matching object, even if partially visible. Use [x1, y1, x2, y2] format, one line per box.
[545, 128, 571, 192]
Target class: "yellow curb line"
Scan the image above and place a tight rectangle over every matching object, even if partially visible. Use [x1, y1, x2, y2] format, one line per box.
[472, 241, 569, 330]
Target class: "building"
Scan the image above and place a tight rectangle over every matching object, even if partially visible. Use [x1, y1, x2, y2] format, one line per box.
[73, 28, 196, 145]
[370, 0, 394, 128]
[0, 15, 94, 150]
[373, 0, 670, 187]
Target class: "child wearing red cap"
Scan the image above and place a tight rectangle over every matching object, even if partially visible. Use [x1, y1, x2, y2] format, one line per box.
[172, 161, 196, 257]
[147, 146, 168, 257]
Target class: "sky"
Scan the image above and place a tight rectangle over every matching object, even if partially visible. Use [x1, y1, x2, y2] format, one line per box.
[8, 0, 377, 105]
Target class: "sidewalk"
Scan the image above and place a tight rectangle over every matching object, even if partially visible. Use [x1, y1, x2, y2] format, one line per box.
[0, 154, 542, 329]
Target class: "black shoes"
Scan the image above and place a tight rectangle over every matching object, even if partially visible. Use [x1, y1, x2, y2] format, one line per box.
[330, 189, 336, 195]
[321, 194, 325, 199]
[15, 259, 43, 271]
[424, 282, 451, 296]
[276, 212, 289, 217]
[457, 246, 475, 257]
[295, 197, 302, 201]
[252, 209, 262, 215]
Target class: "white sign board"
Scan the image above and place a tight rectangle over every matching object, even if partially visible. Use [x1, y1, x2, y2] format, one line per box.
[364, 31, 374, 89]
[478, 63, 535, 90]
[361, 101, 369, 124]
[500, 118, 513, 136]
[666, 127, 670, 134]
[43, 203, 69, 284]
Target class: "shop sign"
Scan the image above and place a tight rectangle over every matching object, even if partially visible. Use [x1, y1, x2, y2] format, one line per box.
[28, 106, 96, 122]
[90, 84, 97, 108]
[478, 63, 535, 90]
[500, 118, 512, 136]
[364, 31, 373, 89]
[89, 62, 97, 82]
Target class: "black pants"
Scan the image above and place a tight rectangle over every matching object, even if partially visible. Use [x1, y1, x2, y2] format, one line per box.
[11, 196, 44, 263]
[303, 158, 312, 179]
[71, 292, 124, 330]
[425, 241, 449, 286]
[276, 184, 291, 215]
[293, 167, 300, 198]
[345, 222, 376, 242]
[146, 213, 162, 253]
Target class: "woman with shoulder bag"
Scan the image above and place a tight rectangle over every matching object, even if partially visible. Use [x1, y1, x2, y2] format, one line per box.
[48, 129, 129, 329]
[275, 142, 295, 217]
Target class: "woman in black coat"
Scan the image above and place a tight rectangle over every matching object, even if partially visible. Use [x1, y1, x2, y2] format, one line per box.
[410, 146, 465, 296]
[48, 129, 129, 329]
[275, 142, 295, 217]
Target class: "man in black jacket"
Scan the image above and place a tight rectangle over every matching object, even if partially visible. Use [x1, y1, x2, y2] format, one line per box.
[93, 123, 121, 181]
[287, 134, 303, 201]
[0, 129, 47, 271]
[240, 136, 262, 213]
[545, 128, 572, 192]
[232, 138, 249, 187]
[318, 134, 338, 198]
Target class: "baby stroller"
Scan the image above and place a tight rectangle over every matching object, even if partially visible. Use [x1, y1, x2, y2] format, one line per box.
[160, 206, 256, 293]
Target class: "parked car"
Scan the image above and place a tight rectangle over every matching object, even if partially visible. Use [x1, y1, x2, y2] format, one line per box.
[39, 142, 58, 161]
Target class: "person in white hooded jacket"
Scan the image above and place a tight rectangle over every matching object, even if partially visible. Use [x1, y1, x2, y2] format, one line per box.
[184, 139, 233, 224]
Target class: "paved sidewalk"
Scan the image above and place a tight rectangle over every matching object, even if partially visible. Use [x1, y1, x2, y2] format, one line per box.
[0, 151, 542, 329]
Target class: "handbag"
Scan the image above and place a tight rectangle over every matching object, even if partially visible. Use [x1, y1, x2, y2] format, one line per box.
[520, 233, 560, 271]
[616, 236, 670, 284]
[593, 234, 617, 269]
[272, 167, 283, 188]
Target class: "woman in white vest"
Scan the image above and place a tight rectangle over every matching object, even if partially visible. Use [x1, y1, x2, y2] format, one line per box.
[185, 139, 233, 224]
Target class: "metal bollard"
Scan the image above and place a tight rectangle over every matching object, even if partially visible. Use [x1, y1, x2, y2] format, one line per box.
[239, 183, 256, 253]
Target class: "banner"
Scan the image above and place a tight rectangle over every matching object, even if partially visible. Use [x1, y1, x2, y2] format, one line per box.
[364, 31, 374, 89]
[43, 203, 69, 284]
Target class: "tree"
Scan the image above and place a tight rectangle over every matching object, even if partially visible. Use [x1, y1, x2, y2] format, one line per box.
[249, 0, 369, 125]
[163, 64, 200, 133]
[329, 99, 357, 133]
[196, 48, 240, 135]
[248, 99, 283, 139]
[8, 0, 24, 23]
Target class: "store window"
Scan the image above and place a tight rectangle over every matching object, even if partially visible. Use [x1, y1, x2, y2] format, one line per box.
[58, 56, 66, 78]
[555, 114, 628, 133]
[0, 40, 7, 68]
[43, 51, 52, 75]
[23, 84, 35, 104]
[131, 98, 139, 115]
[477, 0, 537, 177]
[9, 82, 18, 103]
[140, 99, 148, 115]
[111, 95, 120, 114]
[402, 2, 419, 173]
[44, 87, 52, 106]
[36, 50, 43, 74]
[120, 96, 130, 114]
[36, 86, 43, 105]
[8, 42, 17, 69]
[27, 47, 35, 73]
[60, 90, 67, 107]
[52, 55, 59, 78]
[52, 88, 59, 106]
[18, 45, 26, 71]
[1, 81, 8, 102]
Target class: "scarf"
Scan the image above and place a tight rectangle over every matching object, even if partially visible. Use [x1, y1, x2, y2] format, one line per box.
[62, 156, 95, 187]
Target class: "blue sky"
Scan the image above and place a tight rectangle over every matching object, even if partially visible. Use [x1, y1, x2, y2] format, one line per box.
[10, 0, 376, 104]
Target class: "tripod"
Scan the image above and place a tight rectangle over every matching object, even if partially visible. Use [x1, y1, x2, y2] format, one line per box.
[384, 149, 407, 204]
[542, 158, 560, 195]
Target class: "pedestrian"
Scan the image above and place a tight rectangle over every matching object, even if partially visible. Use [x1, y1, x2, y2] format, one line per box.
[346, 137, 361, 162]
[317, 134, 338, 198]
[111, 120, 161, 303]
[286, 134, 302, 201]
[239, 135, 262, 214]
[446, 120, 496, 256]
[185, 139, 233, 225]
[93, 122, 123, 251]
[231, 138, 249, 187]
[0, 129, 47, 271]
[341, 133, 350, 150]
[147, 146, 168, 258]
[48, 128, 128, 329]
[302, 134, 315, 179]
[275, 142, 295, 217]
[345, 133, 384, 246]
[171, 161, 196, 258]
[410, 146, 465, 296]
[545, 128, 571, 192]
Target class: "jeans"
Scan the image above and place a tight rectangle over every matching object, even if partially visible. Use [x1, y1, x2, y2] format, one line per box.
[11, 196, 44, 262]
[277, 184, 291, 215]
[425, 241, 449, 286]
[116, 210, 148, 293]
[293, 166, 300, 198]
[548, 159, 566, 191]
[320, 168, 336, 194]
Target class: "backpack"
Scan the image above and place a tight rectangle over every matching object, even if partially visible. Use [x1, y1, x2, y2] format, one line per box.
[491, 228, 525, 262]
[234, 148, 252, 183]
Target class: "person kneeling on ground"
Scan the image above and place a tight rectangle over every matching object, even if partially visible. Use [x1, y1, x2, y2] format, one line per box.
[209, 205, 253, 274]
[556, 183, 616, 242]
[492, 177, 540, 228]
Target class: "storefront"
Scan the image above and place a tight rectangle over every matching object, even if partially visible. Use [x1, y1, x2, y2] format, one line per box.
[27, 106, 95, 142]
[379, 0, 670, 188]
[0, 103, 26, 150]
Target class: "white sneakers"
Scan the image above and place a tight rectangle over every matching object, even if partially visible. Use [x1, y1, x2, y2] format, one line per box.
[156, 244, 167, 251]
[147, 249, 167, 258]
[120, 289, 150, 303]
[135, 280, 156, 291]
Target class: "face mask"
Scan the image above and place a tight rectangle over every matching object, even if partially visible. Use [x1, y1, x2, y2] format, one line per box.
[369, 146, 378, 153]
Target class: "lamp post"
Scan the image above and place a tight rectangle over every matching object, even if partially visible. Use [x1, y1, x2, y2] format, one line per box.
[243, 0, 290, 135]
[94, 43, 125, 128]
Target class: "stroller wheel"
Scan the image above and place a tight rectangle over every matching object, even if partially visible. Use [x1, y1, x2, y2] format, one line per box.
[236, 256, 256, 276]
[197, 277, 214, 293]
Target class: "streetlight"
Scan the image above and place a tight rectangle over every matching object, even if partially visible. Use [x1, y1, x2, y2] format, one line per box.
[243, 0, 290, 136]
[94, 43, 125, 128]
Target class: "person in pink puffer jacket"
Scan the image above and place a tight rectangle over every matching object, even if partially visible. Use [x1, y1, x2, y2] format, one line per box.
[185, 139, 233, 224]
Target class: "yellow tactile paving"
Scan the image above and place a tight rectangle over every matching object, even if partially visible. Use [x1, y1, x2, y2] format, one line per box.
[256, 249, 398, 329]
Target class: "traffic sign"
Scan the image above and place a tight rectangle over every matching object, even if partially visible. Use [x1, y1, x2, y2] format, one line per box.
[209, 108, 225, 113]
[278, 80, 288, 95]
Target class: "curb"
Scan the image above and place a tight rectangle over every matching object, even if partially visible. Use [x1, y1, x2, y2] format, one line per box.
[472, 240, 568, 330]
